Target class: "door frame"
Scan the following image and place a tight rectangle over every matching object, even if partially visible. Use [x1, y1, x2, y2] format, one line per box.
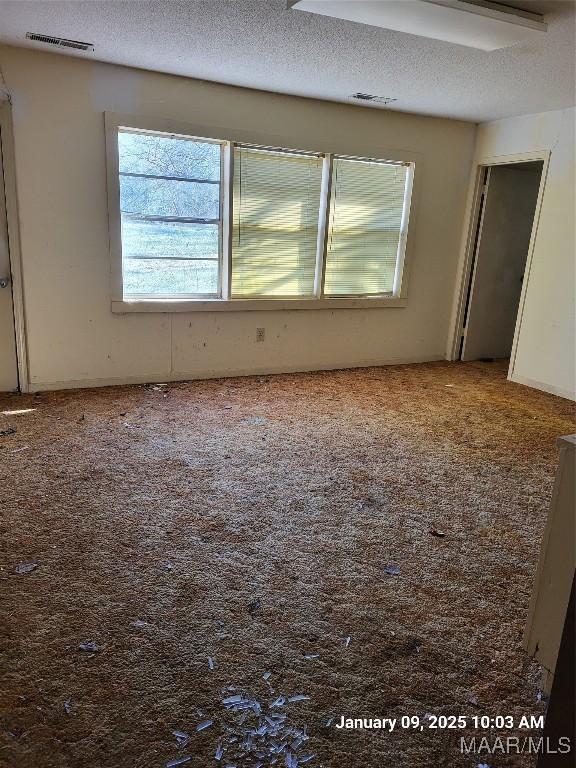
[0, 100, 29, 392]
[448, 150, 550, 381]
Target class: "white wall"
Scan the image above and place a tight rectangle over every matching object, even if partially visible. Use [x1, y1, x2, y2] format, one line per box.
[472, 108, 575, 400]
[1, 46, 476, 390]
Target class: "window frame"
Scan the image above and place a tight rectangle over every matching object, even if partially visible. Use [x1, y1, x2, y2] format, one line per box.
[111, 124, 227, 301]
[231, 142, 326, 300]
[106, 113, 415, 313]
[320, 154, 414, 300]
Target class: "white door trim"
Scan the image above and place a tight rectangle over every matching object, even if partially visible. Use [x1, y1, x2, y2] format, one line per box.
[0, 100, 29, 393]
[448, 149, 550, 385]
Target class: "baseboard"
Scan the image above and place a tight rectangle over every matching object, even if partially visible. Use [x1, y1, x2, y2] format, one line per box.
[509, 372, 575, 402]
[27, 354, 446, 393]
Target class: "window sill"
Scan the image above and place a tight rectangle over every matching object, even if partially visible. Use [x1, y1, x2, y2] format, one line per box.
[111, 296, 408, 313]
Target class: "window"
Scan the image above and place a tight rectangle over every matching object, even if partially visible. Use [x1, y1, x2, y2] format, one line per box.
[117, 129, 223, 298]
[232, 146, 323, 298]
[108, 116, 414, 310]
[324, 158, 409, 296]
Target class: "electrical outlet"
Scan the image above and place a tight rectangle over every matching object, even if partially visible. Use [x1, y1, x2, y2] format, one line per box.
[256, 327, 265, 342]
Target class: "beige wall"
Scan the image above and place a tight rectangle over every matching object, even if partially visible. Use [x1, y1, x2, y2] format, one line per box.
[1, 46, 476, 390]
[471, 108, 576, 400]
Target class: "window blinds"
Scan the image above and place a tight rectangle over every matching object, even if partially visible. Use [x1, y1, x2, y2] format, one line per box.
[232, 146, 323, 298]
[324, 158, 408, 296]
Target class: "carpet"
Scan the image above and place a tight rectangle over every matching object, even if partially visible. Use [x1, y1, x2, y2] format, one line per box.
[1, 361, 574, 768]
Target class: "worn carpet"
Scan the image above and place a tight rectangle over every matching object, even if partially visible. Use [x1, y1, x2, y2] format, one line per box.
[1, 361, 574, 768]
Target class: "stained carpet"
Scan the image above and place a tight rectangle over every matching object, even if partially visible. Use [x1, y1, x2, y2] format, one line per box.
[1, 361, 574, 768]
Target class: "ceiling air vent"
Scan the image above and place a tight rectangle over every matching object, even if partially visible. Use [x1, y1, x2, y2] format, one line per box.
[25, 32, 94, 51]
[350, 93, 397, 105]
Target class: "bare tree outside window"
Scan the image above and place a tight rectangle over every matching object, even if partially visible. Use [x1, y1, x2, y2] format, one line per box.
[118, 131, 222, 296]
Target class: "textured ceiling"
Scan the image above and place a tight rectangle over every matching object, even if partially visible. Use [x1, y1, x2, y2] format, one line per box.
[0, 0, 574, 122]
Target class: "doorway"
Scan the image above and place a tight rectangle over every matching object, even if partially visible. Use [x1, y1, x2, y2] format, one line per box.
[459, 159, 544, 365]
[0, 102, 21, 392]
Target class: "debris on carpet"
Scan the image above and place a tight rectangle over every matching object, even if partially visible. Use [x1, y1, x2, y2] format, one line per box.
[78, 640, 101, 653]
[14, 561, 38, 574]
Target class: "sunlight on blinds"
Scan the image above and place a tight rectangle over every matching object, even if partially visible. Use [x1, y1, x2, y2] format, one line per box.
[324, 159, 408, 296]
[232, 147, 323, 297]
